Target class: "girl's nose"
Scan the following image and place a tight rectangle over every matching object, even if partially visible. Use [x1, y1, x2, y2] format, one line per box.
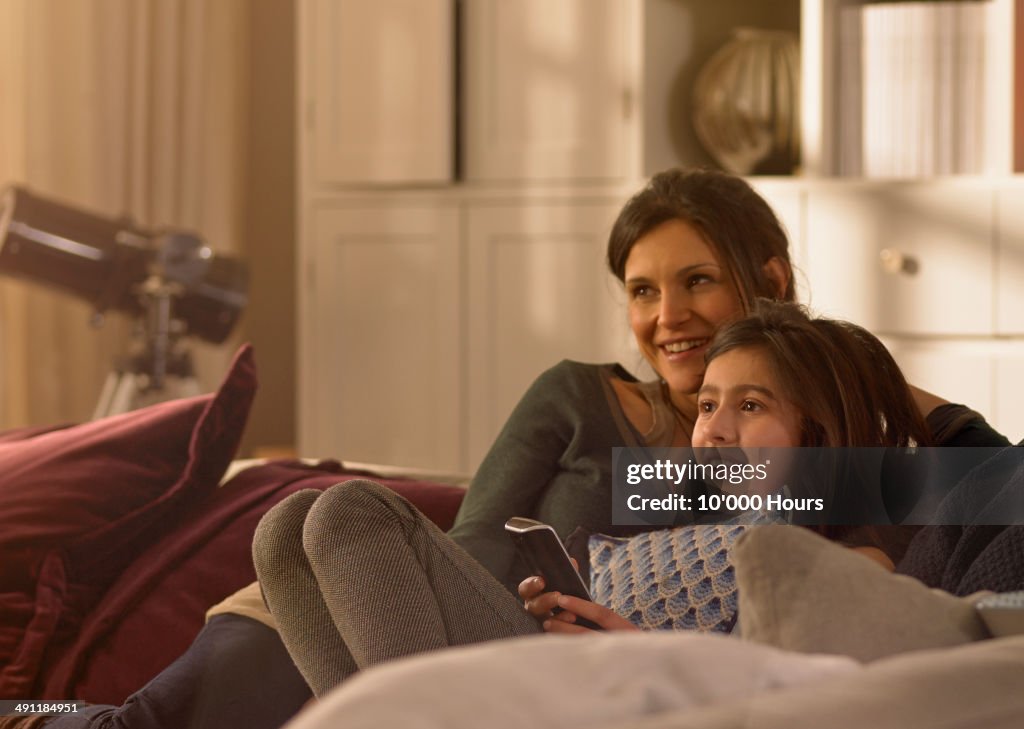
[702, 410, 737, 446]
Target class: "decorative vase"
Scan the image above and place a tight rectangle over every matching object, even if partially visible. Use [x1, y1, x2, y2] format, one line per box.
[692, 28, 800, 175]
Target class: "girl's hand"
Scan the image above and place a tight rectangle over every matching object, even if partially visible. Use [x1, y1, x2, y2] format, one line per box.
[542, 594, 640, 633]
[518, 556, 583, 620]
[517, 559, 639, 633]
[518, 574, 564, 620]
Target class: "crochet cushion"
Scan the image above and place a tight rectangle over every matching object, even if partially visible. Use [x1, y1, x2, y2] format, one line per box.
[588, 524, 748, 633]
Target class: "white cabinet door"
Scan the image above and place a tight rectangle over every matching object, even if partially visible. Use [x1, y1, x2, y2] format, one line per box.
[465, 199, 638, 469]
[804, 182, 994, 335]
[461, 0, 639, 182]
[303, 0, 454, 184]
[748, 179, 807, 299]
[879, 337, 997, 434]
[996, 183, 1024, 335]
[299, 201, 463, 471]
[994, 351, 1024, 444]
[881, 337, 1023, 445]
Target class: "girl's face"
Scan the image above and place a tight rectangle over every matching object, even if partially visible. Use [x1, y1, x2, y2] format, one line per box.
[624, 219, 744, 398]
[692, 346, 803, 449]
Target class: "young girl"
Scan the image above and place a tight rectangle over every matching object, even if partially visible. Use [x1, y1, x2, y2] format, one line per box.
[521, 300, 933, 633]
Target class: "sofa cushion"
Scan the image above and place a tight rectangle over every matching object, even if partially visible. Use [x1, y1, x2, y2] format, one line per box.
[648, 635, 1024, 729]
[280, 632, 858, 729]
[44, 460, 466, 704]
[588, 525, 747, 633]
[734, 525, 990, 662]
[0, 344, 257, 698]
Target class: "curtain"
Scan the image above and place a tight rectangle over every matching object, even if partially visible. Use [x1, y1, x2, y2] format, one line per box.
[0, 0, 249, 427]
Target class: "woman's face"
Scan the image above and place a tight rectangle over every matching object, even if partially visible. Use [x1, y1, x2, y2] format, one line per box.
[692, 347, 803, 449]
[624, 219, 744, 396]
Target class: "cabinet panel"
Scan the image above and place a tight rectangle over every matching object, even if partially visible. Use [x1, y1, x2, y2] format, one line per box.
[300, 202, 462, 470]
[805, 183, 994, 335]
[996, 184, 1024, 335]
[879, 337, 997, 435]
[306, 0, 453, 184]
[881, 337, 1023, 445]
[465, 200, 639, 469]
[994, 352, 1024, 444]
[748, 180, 807, 299]
[462, 0, 638, 181]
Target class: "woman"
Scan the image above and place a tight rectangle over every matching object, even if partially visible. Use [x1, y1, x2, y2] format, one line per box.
[251, 301, 973, 696]
[448, 168, 796, 591]
[448, 167, 1004, 594]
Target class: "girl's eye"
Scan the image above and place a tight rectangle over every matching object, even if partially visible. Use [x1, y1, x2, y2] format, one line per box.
[697, 399, 716, 414]
[740, 400, 764, 412]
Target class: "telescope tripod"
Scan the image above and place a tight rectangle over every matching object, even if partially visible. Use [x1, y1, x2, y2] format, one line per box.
[93, 346, 201, 419]
[92, 274, 201, 419]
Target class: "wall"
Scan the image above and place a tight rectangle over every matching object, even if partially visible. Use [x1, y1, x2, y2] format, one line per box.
[239, 0, 297, 456]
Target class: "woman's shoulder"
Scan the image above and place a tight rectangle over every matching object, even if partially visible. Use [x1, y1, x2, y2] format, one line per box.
[536, 359, 640, 387]
[513, 360, 643, 425]
[927, 403, 1011, 447]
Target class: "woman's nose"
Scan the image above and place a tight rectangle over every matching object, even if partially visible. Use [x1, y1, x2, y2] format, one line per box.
[658, 290, 691, 328]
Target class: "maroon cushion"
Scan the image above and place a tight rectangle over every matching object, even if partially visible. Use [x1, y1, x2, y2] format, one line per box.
[0, 423, 73, 444]
[49, 461, 466, 704]
[0, 344, 257, 699]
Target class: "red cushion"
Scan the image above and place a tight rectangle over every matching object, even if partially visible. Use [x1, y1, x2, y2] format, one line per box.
[0, 423, 73, 444]
[50, 461, 466, 704]
[0, 344, 257, 699]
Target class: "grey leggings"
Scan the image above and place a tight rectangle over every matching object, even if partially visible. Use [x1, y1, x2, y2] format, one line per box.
[251, 479, 540, 697]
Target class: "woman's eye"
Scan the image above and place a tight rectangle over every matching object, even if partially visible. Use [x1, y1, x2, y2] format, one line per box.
[629, 285, 654, 300]
[686, 273, 714, 288]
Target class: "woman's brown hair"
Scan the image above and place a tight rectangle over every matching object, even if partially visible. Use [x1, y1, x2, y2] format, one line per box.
[607, 168, 796, 308]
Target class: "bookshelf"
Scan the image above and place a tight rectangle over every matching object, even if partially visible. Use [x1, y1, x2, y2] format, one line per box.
[802, 0, 1022, 177]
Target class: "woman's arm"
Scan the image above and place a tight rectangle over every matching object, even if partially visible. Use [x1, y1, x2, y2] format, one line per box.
[909, 384, 1011, 447]
[447, 362, 601, 587]
[908, 384, 949, 420]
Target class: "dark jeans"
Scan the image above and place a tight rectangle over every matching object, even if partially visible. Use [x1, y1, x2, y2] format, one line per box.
[47, 615, 310, 729]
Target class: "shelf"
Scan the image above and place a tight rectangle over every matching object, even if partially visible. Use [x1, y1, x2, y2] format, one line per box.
[642, 0, 801, 177]
[802, 0, 1022, 178]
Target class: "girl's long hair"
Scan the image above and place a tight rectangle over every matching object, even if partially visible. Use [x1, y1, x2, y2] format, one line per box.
[704, 300, 933, 556]
[705, 299, 931, 448]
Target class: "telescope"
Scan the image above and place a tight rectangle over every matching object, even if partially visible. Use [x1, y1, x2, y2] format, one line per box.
[0, 185, 248, 415]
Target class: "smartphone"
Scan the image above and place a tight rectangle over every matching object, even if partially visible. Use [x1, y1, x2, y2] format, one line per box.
[975, 591, 1024, 637]
[504, 516, 603, 630]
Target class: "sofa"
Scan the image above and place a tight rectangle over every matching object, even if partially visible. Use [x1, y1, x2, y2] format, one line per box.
[0, 344, 468, 704]
[2, 343, 1022, 728]
[282, 525, 1024, 729]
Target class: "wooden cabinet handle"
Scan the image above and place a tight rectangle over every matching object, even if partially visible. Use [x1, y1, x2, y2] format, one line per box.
[879, 249, 920, 276]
